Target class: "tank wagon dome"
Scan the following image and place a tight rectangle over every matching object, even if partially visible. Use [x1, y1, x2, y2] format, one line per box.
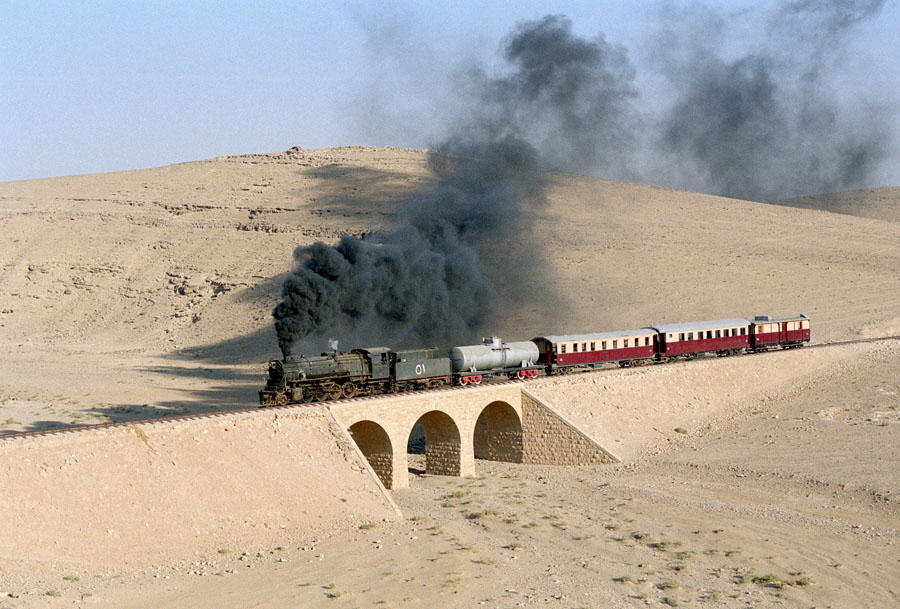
[647, 318, 751, 334]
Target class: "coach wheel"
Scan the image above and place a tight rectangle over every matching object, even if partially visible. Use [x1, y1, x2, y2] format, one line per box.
[341, 382, 357, 398]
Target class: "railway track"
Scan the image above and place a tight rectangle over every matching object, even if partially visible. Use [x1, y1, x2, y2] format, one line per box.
[2, 334, 898, 443]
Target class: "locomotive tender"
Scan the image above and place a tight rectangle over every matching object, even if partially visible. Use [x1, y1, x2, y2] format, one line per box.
[259, 314, 810, 406]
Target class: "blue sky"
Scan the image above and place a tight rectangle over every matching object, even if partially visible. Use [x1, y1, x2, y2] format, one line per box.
[2, 1, 898, 198]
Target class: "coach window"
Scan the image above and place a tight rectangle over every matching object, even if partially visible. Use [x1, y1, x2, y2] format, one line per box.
[560, 344, 566, 354]
[613, 340, 618, 349]
[582, 342, 587, 351]
[645, 336, 650, 346]
[741, 328, 746, 335]
[572, 343, 578, 352]
[624, 338, 629, 348]
[687, 332, 693, 340]
[678, 333, 685, 341]
[590, 342, 595, 350]
[601, 341, 607, 350]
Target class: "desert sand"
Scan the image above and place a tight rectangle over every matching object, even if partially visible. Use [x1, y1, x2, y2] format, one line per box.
[1, 146, 899, 608]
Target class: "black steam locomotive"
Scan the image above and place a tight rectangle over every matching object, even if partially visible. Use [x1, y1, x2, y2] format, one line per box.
[259, 347, 452, 405]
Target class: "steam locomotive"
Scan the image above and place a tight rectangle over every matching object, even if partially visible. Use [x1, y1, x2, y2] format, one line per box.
[258, 314, 809, 406]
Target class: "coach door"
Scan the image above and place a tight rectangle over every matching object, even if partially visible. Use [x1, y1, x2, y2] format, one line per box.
[780, 321, 789, 343]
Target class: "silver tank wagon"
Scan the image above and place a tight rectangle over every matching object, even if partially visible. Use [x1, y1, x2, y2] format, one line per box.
[450, 337, 539, 373]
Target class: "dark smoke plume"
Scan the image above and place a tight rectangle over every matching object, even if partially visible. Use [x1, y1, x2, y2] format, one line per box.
[653, 0, 891, 201]
[273, 138, 544, 356]
[275, 15, 638, 356]
[481, 15, 639, 176]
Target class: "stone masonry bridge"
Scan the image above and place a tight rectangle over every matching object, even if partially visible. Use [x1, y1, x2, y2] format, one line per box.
[330, 383, 618, 489]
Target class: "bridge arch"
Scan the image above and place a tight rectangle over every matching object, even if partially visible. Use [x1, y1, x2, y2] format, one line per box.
[415, 410, 462, 477]
[473, 400, 523, 463]
[348, 420, 393, 489]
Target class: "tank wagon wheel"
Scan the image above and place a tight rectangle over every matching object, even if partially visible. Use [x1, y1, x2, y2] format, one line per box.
[515, 370, 529, 380]
[341, 382, 357, 398]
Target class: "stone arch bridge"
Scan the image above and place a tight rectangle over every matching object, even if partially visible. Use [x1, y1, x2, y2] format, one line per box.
[330, 384, 617, 489]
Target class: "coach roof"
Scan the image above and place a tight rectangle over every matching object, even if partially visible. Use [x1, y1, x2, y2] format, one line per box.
[535, 328, 657, 343]
[648, 318, 751, 334]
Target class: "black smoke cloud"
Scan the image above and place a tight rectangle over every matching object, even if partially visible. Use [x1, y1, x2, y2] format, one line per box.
[652, 0, 891, 201]
[480, 15, 639, 177]
[275, 16, 631, 356]
[355, 2, 894, 202]
[273, 139, 544, 357]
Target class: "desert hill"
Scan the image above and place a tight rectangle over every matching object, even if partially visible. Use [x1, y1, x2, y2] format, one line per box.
[775, 186, 900, 223]
[1, 146, 898, 432]
[1, 147, 899, 607]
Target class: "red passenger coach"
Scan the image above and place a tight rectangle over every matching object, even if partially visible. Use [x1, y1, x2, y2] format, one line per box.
[533, 329, 657, 371]
[750, 314, 810, 349]
[648, 319, 751, 359]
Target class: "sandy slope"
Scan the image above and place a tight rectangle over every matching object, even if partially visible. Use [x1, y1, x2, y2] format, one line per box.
[1, 147, 899, 607]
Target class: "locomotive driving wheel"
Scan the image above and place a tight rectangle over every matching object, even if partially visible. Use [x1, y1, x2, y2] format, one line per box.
[341, 382, 357, 398]
[321, 383, 341, 401]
